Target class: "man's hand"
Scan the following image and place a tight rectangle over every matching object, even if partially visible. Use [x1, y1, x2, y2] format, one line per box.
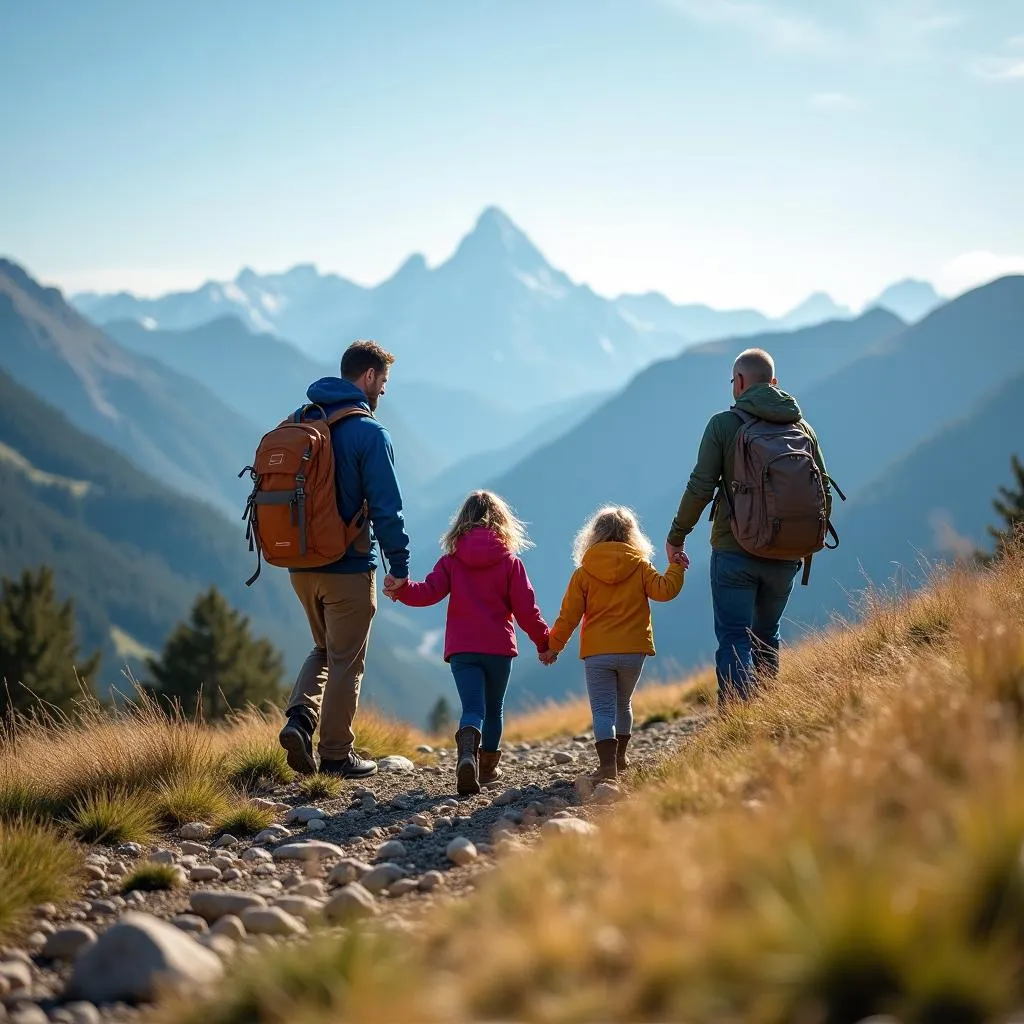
[539, 649, 558, 666]
[383, 574, 407, 595]
[666, 542, 685, 566]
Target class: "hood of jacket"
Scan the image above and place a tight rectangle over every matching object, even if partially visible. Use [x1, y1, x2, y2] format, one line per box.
[580, 542, 647, 585]
[734, 382, 802, 424]
[452, 527, 510, 569]
[300, 376, 372, 416]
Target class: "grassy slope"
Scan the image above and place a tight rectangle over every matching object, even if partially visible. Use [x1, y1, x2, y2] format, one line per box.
[154, 543, 1024, 1024]
[0, 691, 426, 941]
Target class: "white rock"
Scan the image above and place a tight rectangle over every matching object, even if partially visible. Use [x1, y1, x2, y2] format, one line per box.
[211, 856, 236, 871]
[307, 818, 327, 832]
[51, 1002, 102, 1024]
[399, 824, 431, 839]
[272, 895, 325, 923]
[377, 755, 415, 772]
[446, 837, 478, 866]
[212, 834, 239, 849]
[554, 751, 576, 764]
[239, 907, 306, 937]
[178, 822, 212, 841]
[272, 840, 345, 861]
[241, 846, 273, 863]
[189, 890, 267, 922]
[210, 915, 246, 940]
[328, 858, 373, 885]
[41, 924, 97, 960]
[116, 843, 143, 858]
[0, 960, 33, 994]
[83, 864, 106, 881]
[189, 865, 222, 882]
[416, 744, 434, 753]
[249, 798, 278, 811]
[542, 817, 599, 838]
[285, 806, 326, 825]
[253, 826, 291, 844]
[9, 1007, 49, 1024]
[493, 788, 522, 807]
[150, 849, 177, 865]
[293, 879, 327, 899]
[323, 883, 378, 923]
[360, 863, 405, 894]
[106, 862, 128, 878]
[375, 840, 407, 860]
[65, 912, 223, 1002]
[171, 914, 208, 934]
[386, 878, 419, 897]
[418, 871, 444, 892]
[222, 869, 244, 883]
[197, 933, 237, 959]
[594, 783, 624, 805]
[410, 813, 431, 827]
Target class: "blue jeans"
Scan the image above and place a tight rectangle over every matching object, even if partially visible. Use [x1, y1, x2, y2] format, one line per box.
[449, 653, 512, 752]
[710, 550, 801, 704]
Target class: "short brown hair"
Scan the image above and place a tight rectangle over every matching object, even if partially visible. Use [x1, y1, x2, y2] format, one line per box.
[340, 340, 395, 379]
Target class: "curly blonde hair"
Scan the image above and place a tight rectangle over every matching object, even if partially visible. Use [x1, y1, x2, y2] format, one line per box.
[441, 490, 534, 556]
[572, 505, 654, 567]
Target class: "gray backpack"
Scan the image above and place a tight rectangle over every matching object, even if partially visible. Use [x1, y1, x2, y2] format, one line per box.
[715, 408, 845, 584]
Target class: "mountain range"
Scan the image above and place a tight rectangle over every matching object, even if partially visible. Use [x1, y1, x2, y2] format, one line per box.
[71, 208, 944, 410]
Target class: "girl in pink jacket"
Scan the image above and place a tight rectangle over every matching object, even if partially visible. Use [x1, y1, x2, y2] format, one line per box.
[387, 490, 550, 795]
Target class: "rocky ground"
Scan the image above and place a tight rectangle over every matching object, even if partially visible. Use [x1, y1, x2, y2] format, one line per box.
[0, 715, 707, 1024]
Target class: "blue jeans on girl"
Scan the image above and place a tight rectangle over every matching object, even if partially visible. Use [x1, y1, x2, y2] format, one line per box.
[448, 653, 513, 752]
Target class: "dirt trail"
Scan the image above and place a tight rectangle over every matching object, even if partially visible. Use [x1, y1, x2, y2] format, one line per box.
[0, 714, 707, 1023]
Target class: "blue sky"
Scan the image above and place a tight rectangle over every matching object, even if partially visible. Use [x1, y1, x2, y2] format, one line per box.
[1, 0, 1022, 314]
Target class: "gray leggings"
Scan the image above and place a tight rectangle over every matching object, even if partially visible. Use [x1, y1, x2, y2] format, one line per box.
[584, 654, 647, 742]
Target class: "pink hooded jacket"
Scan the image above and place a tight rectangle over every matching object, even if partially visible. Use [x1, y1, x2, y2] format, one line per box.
[394, 527, 550, 661]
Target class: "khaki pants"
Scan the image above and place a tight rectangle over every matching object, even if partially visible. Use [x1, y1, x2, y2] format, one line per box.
[286, 571, 376, 759]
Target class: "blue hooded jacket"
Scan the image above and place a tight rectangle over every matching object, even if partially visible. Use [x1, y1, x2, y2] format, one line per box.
[288, 377, 410, 578]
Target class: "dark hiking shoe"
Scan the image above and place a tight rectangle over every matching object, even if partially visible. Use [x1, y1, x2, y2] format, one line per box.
[478, 749, 503, 785]
[319, 750, 378, 779]
[455, 725, 481, 796]
[615, 734, 631, 772]
[278, 711, 316, 775]
[590, 738, 618, 781]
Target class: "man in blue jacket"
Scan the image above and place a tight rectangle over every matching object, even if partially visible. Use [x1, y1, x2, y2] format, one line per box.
[278, 340, 410, 778]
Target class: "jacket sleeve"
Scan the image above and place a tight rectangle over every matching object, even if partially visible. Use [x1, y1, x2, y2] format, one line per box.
[547, 571, 587, 654]
[642, 561, 685, 602]
[509, 558, 550, 653]
[360, 423, 411, 578]
[393, 557, 451, 607]
[667, 415, 724, 546]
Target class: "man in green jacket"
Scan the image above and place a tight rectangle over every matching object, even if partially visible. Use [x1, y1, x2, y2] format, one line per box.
[665, 348, 832, 704]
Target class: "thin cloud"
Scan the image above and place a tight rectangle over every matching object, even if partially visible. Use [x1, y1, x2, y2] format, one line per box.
[970, 56, 1024, 79]
[658, 0, 965, 63]
[657, 0, 842, 54]
[936, 250, 1024, 296]
[809, 91, 859, 109]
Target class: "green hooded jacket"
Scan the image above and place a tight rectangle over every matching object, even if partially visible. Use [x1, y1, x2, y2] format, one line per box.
[667, 383, 832, 554]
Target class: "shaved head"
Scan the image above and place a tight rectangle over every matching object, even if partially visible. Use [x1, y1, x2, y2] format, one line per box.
[733, 348, 775, 385]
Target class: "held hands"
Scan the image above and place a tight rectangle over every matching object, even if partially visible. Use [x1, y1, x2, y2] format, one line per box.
[666, 543, 689, 570]
[382, 574, 407, 601]
[538, 649, 558, 666]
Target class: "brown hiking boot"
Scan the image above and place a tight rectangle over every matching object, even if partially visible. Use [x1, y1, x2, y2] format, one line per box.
[454, 726, 481, 795]
[590, 738, 618, 781]
[479, 749, 503, 785]
[616, 734, 631, 772]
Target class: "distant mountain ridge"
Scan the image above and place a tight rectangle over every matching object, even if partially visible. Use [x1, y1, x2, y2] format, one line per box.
[71, 208, 946, 384]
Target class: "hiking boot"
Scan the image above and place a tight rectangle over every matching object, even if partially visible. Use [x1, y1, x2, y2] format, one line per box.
[615, 734, 631, 772]
[455, 726, 481, 796]
[278, 709, 317, 775]
[478, 749, 503, 785]
[319, 749, 378, 779]
[590, 738, 618, 781]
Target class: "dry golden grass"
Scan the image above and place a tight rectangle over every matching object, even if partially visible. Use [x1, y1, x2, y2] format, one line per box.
[0, 692, 424, 940]
[158, 547, 1024, 1024]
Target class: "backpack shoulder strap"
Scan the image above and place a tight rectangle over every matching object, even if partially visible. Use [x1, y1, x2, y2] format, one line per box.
[325, 407, 372, 427]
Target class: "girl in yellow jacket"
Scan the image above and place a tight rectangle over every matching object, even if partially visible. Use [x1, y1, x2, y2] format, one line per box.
[544, 506, 687, 780]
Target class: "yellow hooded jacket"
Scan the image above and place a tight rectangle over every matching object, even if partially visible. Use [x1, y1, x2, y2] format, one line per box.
[547, 542, 684, 659]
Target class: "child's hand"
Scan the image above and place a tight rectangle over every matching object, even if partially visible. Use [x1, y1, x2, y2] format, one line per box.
[672, 550, 690, 570]
[539, 649, 558, 666]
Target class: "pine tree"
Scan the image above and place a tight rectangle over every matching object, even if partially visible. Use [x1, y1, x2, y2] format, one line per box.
[427, 695, 454, 735]
[980, 454, 1024, 563]
[0, 565, 100, 719]
[144, 586, 286, 720]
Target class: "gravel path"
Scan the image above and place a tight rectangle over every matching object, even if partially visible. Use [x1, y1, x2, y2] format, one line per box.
[0, 714, 708, 1023]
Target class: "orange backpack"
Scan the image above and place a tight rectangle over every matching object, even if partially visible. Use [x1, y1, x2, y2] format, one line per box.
[240, 404, 370, 586]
